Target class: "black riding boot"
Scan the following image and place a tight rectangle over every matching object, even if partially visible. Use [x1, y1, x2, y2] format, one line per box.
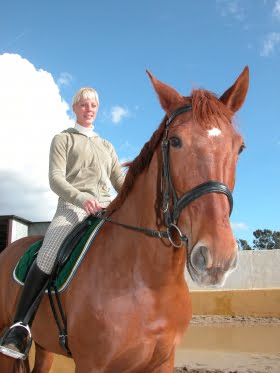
[0, 261, 50, 360]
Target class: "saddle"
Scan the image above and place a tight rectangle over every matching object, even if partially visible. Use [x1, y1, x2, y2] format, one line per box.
[51, 215, 100, 281]
[14, 214, 105, 291]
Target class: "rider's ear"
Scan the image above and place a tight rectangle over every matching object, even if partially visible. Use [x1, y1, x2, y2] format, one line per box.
[219, 66, 249, 113]
[146, 70, 185, 117]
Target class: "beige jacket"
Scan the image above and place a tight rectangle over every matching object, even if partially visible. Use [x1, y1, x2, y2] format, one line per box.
[49, 128, 125, 208]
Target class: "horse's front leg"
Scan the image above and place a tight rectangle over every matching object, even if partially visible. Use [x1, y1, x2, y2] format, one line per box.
[151, 351, 175, 373]
[75, 358, 102, 373]
[0, 354, 15, 373]
[32, 343, 54, 373]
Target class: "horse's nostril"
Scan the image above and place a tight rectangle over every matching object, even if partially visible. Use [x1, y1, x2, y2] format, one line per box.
[191, 245, 209, 272]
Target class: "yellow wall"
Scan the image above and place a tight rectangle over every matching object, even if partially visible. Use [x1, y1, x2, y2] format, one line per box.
[190, 288, 280, 317]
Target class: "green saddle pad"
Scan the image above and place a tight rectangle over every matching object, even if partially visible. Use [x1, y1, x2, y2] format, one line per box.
[14, 217, 105, 292]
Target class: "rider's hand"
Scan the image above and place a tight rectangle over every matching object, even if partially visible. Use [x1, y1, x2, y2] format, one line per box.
[82, 199, 103, 215]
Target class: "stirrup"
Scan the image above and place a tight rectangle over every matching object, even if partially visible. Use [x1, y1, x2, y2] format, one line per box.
[0, 322, 32, 360]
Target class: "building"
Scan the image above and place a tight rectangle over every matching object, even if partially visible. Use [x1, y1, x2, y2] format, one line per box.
[0, 215, 50, 253]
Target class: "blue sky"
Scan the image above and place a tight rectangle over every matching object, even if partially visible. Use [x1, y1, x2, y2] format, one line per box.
[0, 0, 279, 245]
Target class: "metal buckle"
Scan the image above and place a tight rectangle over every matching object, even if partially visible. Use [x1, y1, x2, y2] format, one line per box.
[161, 201, 169, 214]
[167, 223, 183, 248]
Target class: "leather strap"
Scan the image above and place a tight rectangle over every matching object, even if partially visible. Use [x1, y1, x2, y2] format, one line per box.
[165, 105, 192, 128]
[173, 181, 233, 222]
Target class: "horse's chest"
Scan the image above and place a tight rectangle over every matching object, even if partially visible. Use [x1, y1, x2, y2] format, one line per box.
[143, 298, 190, 334]
[145, 318, 168, 334]
[143, 314, 188, 348]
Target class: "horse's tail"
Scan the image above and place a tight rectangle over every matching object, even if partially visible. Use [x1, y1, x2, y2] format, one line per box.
[13, 358, 30, 373]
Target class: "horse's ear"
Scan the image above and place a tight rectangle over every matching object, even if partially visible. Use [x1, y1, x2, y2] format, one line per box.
[146, 70, 185, 116]
[219, 66, 249, 113]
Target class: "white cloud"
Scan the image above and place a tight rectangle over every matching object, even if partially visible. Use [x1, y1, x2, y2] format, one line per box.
[216, 0, 245, 21]
[260, 32, 280, 56]
[57, 72, 73, 86]
[231, 222, 249, 231]
[0, 53, 74, 221]
[111, 106, 129, 124]
[273, 0, 280, 19]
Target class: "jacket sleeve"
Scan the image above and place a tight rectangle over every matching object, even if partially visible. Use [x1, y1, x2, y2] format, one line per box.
[48, 134, 90, 208]
[102, 140, 125, 192]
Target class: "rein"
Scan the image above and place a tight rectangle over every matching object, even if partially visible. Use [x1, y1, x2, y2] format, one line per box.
[98, 104, 233, 248]
[95, 213, 188, 247]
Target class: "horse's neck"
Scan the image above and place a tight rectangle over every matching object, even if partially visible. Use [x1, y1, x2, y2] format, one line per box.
[110, 154, 186, 286]
[115, 152, 161, 229]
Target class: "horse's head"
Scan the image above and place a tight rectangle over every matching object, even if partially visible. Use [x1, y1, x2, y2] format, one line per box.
[148, 67, 249, 287]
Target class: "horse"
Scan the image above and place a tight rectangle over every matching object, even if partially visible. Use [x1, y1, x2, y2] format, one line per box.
[0, 66, 249, 373]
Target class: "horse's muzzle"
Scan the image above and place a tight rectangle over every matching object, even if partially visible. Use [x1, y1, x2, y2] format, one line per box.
[187, 243, 238, 287]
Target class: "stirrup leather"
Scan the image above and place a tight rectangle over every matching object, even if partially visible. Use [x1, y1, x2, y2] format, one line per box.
[0, 322, 32, 360]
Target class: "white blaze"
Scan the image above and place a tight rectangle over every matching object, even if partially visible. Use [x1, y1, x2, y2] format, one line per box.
[208, 128, 222, 137]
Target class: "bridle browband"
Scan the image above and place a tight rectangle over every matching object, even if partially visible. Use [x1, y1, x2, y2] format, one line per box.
[98, 104, 233, 248]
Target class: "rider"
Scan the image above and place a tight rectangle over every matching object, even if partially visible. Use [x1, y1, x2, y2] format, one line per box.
[0, 87, 125, 360]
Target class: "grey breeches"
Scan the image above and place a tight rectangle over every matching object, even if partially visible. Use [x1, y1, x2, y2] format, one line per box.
[36, 199, 88, 274]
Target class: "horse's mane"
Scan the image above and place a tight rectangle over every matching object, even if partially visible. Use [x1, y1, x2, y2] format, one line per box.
[107, 118, 166, 213]
[191, 89, 233, 129]
[107, 89, 234, 213]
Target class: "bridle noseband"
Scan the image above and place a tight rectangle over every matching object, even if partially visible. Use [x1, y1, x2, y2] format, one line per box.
[160, 105, 233, 244]
[98, 104, 233, 248]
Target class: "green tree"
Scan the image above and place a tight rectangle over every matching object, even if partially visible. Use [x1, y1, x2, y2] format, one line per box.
[272, 231, 280, 249]
[253, 229, 280, 250]
[237, 239, 252, 250]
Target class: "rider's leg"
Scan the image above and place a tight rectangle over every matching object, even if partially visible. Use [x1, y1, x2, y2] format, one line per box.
[0, 261, 49, 359]
[36, 199, 88, 274]
[0, 199, 87, 360]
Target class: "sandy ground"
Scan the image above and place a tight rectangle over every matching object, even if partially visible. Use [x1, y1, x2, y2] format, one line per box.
[29, 315, 280, 373]
[173, 315, 280, 373]
[190, 315, 280, 325]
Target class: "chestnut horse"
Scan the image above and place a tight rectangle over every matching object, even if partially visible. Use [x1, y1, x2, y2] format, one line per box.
[0, 66, 249, 372]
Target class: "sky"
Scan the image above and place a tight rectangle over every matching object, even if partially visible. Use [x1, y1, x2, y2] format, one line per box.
[0, 0, 279, 245]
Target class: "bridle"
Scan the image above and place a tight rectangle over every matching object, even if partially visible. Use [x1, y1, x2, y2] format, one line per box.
[160, 105, 233, 246]
[98, 104, 233, 248]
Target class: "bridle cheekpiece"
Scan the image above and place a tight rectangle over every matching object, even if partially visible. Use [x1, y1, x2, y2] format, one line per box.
[160, 105, 233, 246]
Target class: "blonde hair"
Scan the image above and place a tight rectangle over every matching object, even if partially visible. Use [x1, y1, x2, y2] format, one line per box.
[72, 87, 99, 108]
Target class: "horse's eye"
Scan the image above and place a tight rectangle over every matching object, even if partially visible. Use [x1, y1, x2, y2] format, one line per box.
[239, 143, 246, 155]
[169, 137, 182, 148]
